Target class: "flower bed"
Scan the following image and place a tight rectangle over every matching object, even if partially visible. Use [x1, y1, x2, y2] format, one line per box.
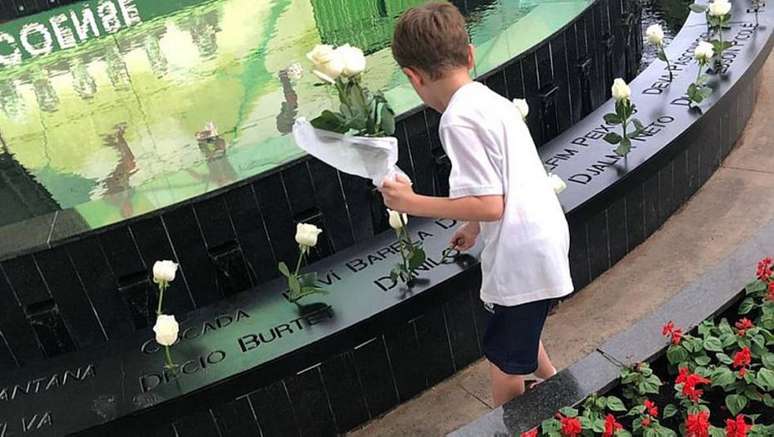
[524, 258, 774, 437]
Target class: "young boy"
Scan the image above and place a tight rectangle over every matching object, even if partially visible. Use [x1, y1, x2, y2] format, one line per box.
[381, 2, 574, 406]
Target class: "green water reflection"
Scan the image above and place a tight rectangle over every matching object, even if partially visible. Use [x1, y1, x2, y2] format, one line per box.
[0, 0, 589, 232]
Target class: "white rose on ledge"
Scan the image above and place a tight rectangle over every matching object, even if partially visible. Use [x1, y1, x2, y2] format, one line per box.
[336, 44, 366, 77]
[296, 223, 323, 248]
[645, 24, 664, 46]
[513, 98, 529, 120]
[694, 41, 715, 63]
[153, 260, 178, 284]
[548, 173, 567, 194]
[387, 209, 408, 230]
[154, 314, 179, 346]
[611, 78, 631, 102]
[307, 44, 344, 84]
[708, 0, 731, 16]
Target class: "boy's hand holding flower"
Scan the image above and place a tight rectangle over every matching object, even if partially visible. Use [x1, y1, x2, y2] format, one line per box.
[380, 174, 417, 213]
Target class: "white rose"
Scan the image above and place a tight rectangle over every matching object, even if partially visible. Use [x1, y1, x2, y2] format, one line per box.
[295, 223, 323, 247]
[548, 173, 567, 194]
[306, 44, 344, 83]
[513, 98, 529, 119]
[153, 260, 178, 284]
[286, 63, 303, 81]
[611, 78, 631, 102]
[708, 0, 731, 16]
[645, 24, 664, 46]
[387, 209, 408, 230]
[153, 314, 179, 346]
[336, 44, 366, 77]
[694, 41, 714, 63]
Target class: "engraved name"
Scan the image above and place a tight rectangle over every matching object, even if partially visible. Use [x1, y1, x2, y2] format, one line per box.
[0, 365, 95, 402]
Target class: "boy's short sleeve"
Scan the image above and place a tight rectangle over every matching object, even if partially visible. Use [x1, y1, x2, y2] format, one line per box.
[440, 125, 504, 199]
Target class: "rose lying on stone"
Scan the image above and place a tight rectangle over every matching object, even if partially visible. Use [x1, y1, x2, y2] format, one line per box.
[153, 260, 178, 284]
[548, 173, 567, 194]
[387, 209, 408, 230]
[154, 314, 179, 346]
[708, 0, 731, 17]
[694, 41, 715, 63]
[646, 24, 664, 46]
[611, 78, 631, 102]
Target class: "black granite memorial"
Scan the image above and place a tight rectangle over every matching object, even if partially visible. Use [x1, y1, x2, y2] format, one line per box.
[2, 0, 771, 435]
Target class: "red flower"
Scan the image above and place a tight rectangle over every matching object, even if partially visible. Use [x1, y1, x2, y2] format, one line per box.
[769, 281, 774, 301]
[643, 399, 659, 417]
[559, 415, 582, 437]
[641, 417, 652, 428]
[521, 428, 539, 437]
[678, 370, 711, 403]
[685, 411, 710, 437]
[738, 368, 747, 378]
[756, 257, 773, 281]
[725, 415, 750, 437]
[662, 321, 683, 344]
[735, 318, 754, 337]
[733, 347, 752, 369]
[603, 414, 623, 437]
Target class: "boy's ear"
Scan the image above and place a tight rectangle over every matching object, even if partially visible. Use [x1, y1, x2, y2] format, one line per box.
[402, 67, 423, 86]
[466, 44, 476, 70]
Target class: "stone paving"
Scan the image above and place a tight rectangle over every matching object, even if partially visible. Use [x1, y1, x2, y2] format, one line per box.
[348, 52, 774, 437]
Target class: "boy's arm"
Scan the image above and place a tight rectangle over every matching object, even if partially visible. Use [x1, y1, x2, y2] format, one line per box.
[381, 176, 504, 222]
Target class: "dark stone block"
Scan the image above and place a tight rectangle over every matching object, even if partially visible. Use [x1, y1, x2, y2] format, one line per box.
[253, 174, 297, 267]
[549, 34, 572, 134]
[587, 209, 610, 281]
[404, 111, 435, 196]
[285, 367, 337, 437]
[471, 289, 490, 354]
[353, 337, 399, 417]
[250, 381, 300, 437]
[117, 278, 156, 330]
[607, 196, 627, 266]
[320, 352, 369, 433]
[308, 159, 355, 252]
[672, 150, 688, 209]
[339, 173, 374, 243]
[642, 173, 660, 237]
[209, 242, 253, 297]
[568, 218, 590, 290]
[66, 237, 134, 340]
[224, 184, 277, 283]
[2, 255, 51, 306]
[564, 27, 583, 124]
[129, 217, 195, 315]
[384, 320, 426, 401]
[174, 409, 221, 437]
[658, 161, 675, 223]
[98, 227, 145, 282]
[395, 122, 416, 181]
[504, 60, 525, 100]
[444, 285, 481, 369]
[194, 196, 237, 250]
[149, 424, 178, 437]
[163, 206, 221, 308]
[26, 302, 75, 358]
[35, 247, 106, 349]
[282, 163, 317, 217]
[415, 306, 454, 386]
[211, 398, 261, 436]
[0, 269, 43, 365]
[484, 69, 508, 98]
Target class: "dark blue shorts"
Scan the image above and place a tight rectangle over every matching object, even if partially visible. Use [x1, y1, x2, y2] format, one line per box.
[482, 298, 553, 375]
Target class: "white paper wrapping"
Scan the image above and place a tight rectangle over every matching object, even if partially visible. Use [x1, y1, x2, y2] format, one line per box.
[292, 117, 408, 187]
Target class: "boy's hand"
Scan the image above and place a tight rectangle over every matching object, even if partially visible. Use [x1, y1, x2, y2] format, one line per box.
[450, 222, 480, 251]
[380, 175, 417, 212]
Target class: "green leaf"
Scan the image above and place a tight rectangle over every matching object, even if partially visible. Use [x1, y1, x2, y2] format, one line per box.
[763, 393, 774, 408]
[298, 272, 319, 288]
[606, 396, 627, 412]
[288, 275, 301, 295]
[278, 262, 291, 278]
[709, 426, 726, 437]
[756, 368, 774, 391]
[631, 118, 645, 132]
[311, 110, 349, 133]
[721, 333, 737, 348]
[746, 280, 767, 295]
[604, 132, 622, 144]
[667, 346, 689, 364]
[656, 50, 668, 62]
[694, 355, 711, 366]
[710, 367, 735, 387]
[704, 336, 723, 352]
[604, 113, 622, 125]
[663, 403, 678, 419]
[689, 3, 708, 12]
[762, 352, 774, 369]
[617, 430, 633, 437]
[725, 394, 748, 416]
[542, 418, 561, 432]
[559, 407, 579, 418]
[700, 86, 713, 100]
[408, 248, 426, 270]
[716, 352, 733, 365]
[592, 418, 605, 433]
[615, 138, 631, 157]
[380, 104, 396, 136]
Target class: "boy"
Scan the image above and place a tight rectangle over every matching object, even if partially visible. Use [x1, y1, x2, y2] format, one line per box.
[381, 2, 574, 406]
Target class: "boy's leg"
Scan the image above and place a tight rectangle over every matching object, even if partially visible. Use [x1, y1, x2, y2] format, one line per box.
[489, 361, 526, 406]
[534, 340, 557, 380]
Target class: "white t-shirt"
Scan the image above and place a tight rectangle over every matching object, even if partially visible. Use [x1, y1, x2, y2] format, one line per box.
[440, 81, 574, 306]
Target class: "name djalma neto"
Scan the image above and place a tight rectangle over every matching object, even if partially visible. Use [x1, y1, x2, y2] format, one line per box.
[0, 0, 142, 67]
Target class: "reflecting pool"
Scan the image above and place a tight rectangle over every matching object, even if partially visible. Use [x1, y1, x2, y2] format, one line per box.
[0, 0, 590, 232]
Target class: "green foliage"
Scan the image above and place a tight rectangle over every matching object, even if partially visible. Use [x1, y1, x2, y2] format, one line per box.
[311, 77, 395, 137]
